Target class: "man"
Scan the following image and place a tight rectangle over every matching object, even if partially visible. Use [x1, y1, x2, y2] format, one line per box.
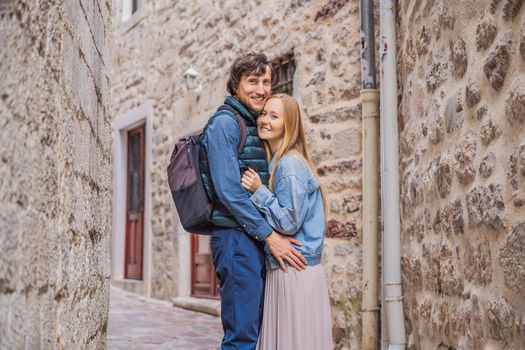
[201, 52, 306, 349]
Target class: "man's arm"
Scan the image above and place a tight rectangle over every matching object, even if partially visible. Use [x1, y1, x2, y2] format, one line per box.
[205, 114, 273, 240]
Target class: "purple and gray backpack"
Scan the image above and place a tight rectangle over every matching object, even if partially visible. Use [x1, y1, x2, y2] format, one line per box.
[167, 106, 247, 235]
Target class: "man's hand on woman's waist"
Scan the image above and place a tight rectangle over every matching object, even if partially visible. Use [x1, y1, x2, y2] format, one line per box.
[265, 231, 306, 272]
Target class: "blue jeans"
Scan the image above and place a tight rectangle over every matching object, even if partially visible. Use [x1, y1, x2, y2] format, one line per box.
[211, 227, 266, 350]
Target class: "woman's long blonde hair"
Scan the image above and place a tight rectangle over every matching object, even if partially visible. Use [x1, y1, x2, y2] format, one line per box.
[263, 94, 328, 220]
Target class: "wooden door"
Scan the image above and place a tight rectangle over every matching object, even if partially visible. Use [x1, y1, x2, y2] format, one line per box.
[125, 124, 145, 280]
[191, 234, 220, 299]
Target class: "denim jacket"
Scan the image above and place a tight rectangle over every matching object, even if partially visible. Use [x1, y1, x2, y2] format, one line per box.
[250, 150, 325, 270]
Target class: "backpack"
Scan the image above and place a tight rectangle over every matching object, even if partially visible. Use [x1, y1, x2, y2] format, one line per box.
[167, 105, 248, 235]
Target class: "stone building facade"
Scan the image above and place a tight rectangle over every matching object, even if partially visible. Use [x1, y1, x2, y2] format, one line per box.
[110, 0, 363, 348]
[0, 0, 112, 348]
[397, 0, 525, 349]
[110, 0, 524, 349]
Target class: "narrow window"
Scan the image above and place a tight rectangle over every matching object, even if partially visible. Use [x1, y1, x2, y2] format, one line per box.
[272, 55, 296, 95]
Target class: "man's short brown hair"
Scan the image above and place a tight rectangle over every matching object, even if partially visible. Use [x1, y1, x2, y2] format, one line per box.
[227, 52, 274, 96]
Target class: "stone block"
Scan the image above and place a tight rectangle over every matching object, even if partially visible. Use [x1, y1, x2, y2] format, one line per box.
[470, 294, 484, 338]
[465, 82, 481, 108]
[503, 0, 523, 21]
[316, 44, 326, 64]
[508, 143, 525, 190]
[409, 171, 424, 207]
[435, 4, 456, 36]
[434, 153, 453, 199]
[403, 210, 429, 241]
[417, 25, 431, 56]
[403, 37, 416, 72]
[306, 70, 326, 87]
[456, 165, 476, 185]
[427, 51, 448, 92]
[466, 184, 505, 230]
[453, 131, 477, 185]
[400, 131, 416, 158]
[317, 159, 361, 176]
[477, 104, 488, 121]
[483, 32, 512, 91]
[445, 91, 463, 133]
[499, 221, 525, 293]
[62, 33, 82, 107]
[434, 206, 452, 236]
[330, 49, 341, 69]
[435, 300, 451, 336]
[450, 37, 467, 79]
[476, 17, 497, 51]
[0, 206, 20, 294]
[480, 118, 501, 146]
[341, 194, 362, 214]
[333, 243, 353, 256]
[505, 78, 525, 125]
[490, 0, 502, 14]
[332, 264, 345, 274]
[171, 296, 220, 316]
[512, 191, 525, 206]
[451, 200, 464, 235]
[428, 102, 445, 145]
[401, 254, 422, 291]
[308, 104, 361, 123]
[332, 127, 361, 158]
[419, 298, 432, 322]
[310, 148, 332, 165]
[486, 298, 515, 340]
[313, 0, 352, 21]
[340, 74, 361, 100]
[326, 219, 358, 239]
[438, 245, 464, 296]
[479, 152, 496, 178]
[324, 176, 361, 194]
[422, 244, 463, 296]
[463, 238, 492, 286]
[47, 12, 63, 75]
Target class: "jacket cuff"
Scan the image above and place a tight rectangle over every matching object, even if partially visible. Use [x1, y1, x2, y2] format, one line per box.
[243, 220, 273, 241]
[250, 185, 273, 208]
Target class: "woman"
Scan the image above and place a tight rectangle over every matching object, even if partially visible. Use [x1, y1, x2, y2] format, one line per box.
[241, 94, 333, 350]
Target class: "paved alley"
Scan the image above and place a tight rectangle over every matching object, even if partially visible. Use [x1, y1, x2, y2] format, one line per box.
[107, 286, 223, 349]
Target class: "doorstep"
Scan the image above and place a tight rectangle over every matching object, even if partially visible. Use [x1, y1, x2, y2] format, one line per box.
[172, 296, 221, 317]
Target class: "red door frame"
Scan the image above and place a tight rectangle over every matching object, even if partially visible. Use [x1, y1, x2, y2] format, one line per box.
[190, 234, 220, 299]
[124, 124, 145, 280]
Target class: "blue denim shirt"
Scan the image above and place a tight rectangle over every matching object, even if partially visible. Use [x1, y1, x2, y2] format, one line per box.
[202, 98, 273, 241]
[250, 150, 325, 270]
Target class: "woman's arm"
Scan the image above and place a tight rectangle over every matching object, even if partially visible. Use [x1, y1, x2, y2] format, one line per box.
[242, 169, 310, 236]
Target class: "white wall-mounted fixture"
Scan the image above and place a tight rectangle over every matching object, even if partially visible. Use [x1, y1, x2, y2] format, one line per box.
[183, 67, 203, 93]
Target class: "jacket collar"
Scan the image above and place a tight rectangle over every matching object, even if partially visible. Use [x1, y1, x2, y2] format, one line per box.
[224, 96, 257, 124]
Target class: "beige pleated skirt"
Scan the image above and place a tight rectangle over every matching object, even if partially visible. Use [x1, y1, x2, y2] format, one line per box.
[256, 264, 333, 350]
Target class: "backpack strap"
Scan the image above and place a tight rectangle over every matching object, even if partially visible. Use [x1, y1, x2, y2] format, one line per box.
[217, 105, 248, 155]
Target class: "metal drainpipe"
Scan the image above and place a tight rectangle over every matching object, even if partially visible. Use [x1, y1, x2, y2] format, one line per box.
[360, 0, 380, 349]
[380, 0, 407, 349]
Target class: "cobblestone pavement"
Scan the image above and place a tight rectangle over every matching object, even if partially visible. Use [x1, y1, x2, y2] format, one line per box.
[107, 286, 223, 349]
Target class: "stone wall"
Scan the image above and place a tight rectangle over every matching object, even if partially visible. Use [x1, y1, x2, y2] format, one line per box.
[111, 0, 363, 348]
[0, 1, 112, 348]
[397, 0, 525, 349]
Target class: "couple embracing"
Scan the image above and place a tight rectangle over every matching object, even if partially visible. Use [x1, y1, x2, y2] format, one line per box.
[202, 52, 332, 350]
